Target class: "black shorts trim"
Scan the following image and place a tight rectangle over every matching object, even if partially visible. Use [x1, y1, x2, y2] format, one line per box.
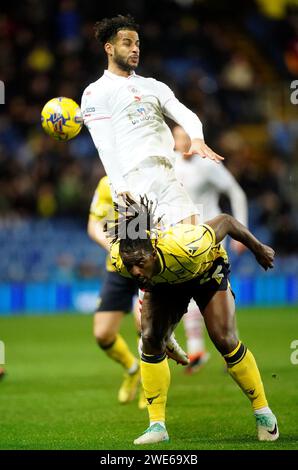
[225, 342, 247, 366]
[191, 257, 232, 312]
[96, 271, 138, 313]
[149, 257, 232, 322]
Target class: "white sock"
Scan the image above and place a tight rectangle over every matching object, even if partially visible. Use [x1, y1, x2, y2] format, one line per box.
[188, 338, 205, 355]
[150, 420, 165, 428]
[127, 361, 138, 375]
[254, 406, 272, 415]
[183, 300, 205, 354]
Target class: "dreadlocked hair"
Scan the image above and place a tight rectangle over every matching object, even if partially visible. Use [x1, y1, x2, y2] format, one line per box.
[105, 195, 163, 260]
[94, 14, 139, 45]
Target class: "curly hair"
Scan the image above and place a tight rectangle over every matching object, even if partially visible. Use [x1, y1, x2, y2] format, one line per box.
[104, 195, 162, 262]
[94, 14, 139, 45]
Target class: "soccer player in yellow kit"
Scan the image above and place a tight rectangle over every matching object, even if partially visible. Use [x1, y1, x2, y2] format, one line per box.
[88, 176, 143, 406]
[109, 197, 279, 445]
[88, 177, 189, 407]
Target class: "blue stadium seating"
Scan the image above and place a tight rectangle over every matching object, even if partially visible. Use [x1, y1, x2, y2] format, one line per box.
[0, 218, 297, 313]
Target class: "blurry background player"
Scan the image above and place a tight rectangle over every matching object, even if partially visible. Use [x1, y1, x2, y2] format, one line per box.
[88, 175, 145, 408]
[173, 125, 248, 373]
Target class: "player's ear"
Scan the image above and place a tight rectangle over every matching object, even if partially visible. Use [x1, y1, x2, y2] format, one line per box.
[104, 42, 113, 56]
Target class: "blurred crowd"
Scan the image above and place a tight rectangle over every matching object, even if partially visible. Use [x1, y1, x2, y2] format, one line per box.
[0, 0, 297, 255]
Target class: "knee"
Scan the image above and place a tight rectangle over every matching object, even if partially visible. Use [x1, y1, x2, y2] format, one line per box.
[212, 329, 238, 356]
[93, 323, 116, 348]
[141, 329, 166, 355]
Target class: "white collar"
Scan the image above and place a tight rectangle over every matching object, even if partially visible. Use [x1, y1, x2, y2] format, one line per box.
[104, 70, 136, 80]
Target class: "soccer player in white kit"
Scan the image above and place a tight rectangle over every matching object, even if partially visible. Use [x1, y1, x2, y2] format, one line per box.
[81, 14, 224, 227]
[173, 125, 248, 372]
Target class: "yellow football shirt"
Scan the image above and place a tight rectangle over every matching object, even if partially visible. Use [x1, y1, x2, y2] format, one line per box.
[110, 223, 228, 284]
[89, 175, 116, 272]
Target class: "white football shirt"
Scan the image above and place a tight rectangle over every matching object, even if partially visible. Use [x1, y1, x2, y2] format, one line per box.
[81, 70, 204, 193]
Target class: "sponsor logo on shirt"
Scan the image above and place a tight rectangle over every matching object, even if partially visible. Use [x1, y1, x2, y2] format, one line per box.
[127, 103, 156, 125]
[137, 106, 146, 116]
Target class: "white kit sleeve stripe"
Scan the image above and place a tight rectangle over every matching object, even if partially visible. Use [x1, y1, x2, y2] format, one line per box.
[84, 116, 111, 124]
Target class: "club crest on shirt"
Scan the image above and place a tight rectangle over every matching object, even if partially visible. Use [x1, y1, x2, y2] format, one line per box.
[128, 85, 140, 95]
[127, 85, 142, 101]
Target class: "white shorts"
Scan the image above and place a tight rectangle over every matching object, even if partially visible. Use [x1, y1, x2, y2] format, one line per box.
[123, 157, 199, 226]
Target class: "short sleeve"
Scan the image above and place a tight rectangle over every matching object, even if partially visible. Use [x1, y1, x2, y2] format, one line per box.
[89, 177, 113, 221]
[178, 223, 215, 257]
[201, 224, 216, 245]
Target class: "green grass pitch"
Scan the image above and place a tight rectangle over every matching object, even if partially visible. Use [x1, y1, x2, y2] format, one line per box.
[0, 306, 297, 450]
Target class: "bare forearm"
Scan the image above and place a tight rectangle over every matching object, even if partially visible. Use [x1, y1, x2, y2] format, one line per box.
[208, 214, 259, 250]
[206, 214, 274, 270]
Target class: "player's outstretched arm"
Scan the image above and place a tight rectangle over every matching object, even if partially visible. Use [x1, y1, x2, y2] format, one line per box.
[161, 86, 224, 164]
[206, 214, 275, 270]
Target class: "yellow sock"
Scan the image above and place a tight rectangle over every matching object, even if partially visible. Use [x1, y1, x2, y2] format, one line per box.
[103, 334, 136, 370]
[136, 334, 146, 408]
[224, 341, 268, 411]
[141, 354, 170, 422]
